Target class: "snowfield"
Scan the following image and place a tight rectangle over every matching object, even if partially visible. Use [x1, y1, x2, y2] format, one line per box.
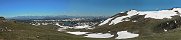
[109, 10, 138, 25]
[55, 23, 92, 29]
[84, 33, 114, 38]
[66, 32, 89, 35]
[66, 32, 114, 38]
[138, 10, 178, 19]
[98, 18, 113, 26]
[74, 25, 91, 29]
[115, 31, 139, 39]
[98, 8, 181, 25]
[65, 31, 139, 39]
[172, 8, 181, 13]
[55, 23, 61, 27]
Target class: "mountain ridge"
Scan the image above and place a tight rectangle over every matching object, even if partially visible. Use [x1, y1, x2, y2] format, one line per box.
[98, 8, 181, 26]
[85, 8, 181, 40]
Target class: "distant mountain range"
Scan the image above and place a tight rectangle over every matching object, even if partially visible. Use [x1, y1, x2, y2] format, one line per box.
[9, 15, 109, 20]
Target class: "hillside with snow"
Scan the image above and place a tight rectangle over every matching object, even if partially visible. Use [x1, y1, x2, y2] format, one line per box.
[53, 8, 181, 40]
[85, 8, 181, 40]
[2, 8, 181, 40]
[99, 8, 181, 26]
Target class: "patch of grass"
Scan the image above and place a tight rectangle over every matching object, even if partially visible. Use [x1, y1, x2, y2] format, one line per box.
[0, 22, 115, 40]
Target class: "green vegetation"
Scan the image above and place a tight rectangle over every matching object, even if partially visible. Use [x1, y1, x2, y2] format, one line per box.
[127, 27, 181, 40]
[1, 15, 181, 40]
[84, 15, 181, 40]
[0, 21, 114, 40]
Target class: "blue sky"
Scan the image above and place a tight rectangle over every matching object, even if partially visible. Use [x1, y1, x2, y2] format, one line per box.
[0, 0, 181, 17]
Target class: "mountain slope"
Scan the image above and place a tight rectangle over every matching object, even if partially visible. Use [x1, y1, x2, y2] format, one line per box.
[0, 17, 114, 40]
[2, 8, 181, 40]
[86, 8, 181, 40]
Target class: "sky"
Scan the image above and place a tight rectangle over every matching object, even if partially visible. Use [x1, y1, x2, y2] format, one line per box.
[0, 0, 181, 17]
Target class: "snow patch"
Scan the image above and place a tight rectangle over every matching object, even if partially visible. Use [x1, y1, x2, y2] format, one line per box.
[115, 31, 139, 39]
[42, 23, 49, 25]
[108, 9, 181, 25]
[84, 33, 114, 38]
[172, 8, 181, 13]
[164, 29, 168, 32]
[57, 28, 66, 31]
[175, 21, 177, 23]
[132, 21, 137, 22]
[138, 10, 178, 19]
[74, 25, 91, 29]
[67, 32, 89, 35]
[31, 23, 41, 26]
[56, 23, 92, 29]
[98, 18, 113, 26]
[55, 23, 60, 26]
[109, 10, 138, 25]
[108, 31, 111, 32]
[167, 22, 169, 24]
